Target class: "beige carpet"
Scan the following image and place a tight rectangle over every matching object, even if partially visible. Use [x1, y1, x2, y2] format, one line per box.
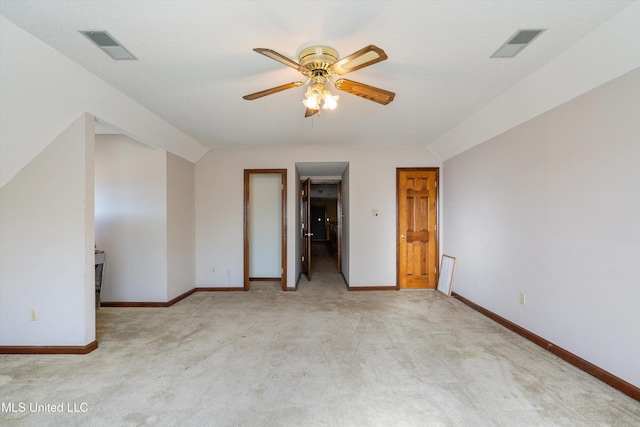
[1, 244, 639, 426]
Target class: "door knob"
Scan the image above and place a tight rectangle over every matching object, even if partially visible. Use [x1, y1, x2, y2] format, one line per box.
[401, 234, 406, 238]
[305, 233, 314, 237]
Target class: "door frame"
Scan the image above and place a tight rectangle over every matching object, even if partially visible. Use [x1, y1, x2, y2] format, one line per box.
[323, 180, 342, 274]
[396, 167, 439, 289]
[244, 169, 287, 291]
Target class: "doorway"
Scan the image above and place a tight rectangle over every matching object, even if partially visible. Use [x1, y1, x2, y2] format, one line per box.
[243, 169, 287, 291]
[296, 161, 348, 286]
[301, 180, 342, 281]
[310, 206, 327, 242]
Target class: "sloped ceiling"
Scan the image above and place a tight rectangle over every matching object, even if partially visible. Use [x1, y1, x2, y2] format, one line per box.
[2, 0, 639, 160]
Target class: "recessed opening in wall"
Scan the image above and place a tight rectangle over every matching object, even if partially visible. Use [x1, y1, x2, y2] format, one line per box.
[310, 182, 340, 269]
[296, 162, 348, 286]
[94, 127, 168, 305]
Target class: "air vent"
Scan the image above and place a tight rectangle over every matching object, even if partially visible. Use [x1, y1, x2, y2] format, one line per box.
[491, 29, 545, 58]
[80, 31, 137, 60]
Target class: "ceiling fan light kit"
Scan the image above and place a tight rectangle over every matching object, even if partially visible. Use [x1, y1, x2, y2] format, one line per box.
[243, 44, 395, 117]
[302, 78, 339, 112]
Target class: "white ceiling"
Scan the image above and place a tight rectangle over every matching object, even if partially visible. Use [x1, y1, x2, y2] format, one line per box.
[297, 161, 348, 178]
[1, 0, 637, 158]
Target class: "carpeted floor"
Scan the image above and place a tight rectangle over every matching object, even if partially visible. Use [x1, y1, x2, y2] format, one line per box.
[1, 242, 639, 426]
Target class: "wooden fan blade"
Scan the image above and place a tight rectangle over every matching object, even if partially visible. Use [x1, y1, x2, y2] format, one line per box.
[254, 48, 305, 72]
[330, 45, 388, 75]
[243, 82, 304, 100]
[305, 107, 319, 118]
[334, 79, 395, 105]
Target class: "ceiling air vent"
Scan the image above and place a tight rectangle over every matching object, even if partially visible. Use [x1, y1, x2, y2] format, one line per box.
[80, 31, 137, 60]
[491, 29, 545, 58]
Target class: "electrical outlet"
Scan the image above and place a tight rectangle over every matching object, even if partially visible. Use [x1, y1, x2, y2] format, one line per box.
[30, 308, 38, 321]
[519, 293, 526, 305]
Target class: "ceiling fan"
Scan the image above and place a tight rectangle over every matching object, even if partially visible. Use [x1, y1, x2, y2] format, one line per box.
[242, 45, 395, 117]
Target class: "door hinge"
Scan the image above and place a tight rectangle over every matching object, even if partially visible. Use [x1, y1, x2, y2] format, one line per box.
[282, 268, 284, 274]
[282, 184, 284, 190]
[434, 224, 437, 232]
[435, 267, 438, 274]
[302, 256, 305, 262]
[301, 222, 305, 229]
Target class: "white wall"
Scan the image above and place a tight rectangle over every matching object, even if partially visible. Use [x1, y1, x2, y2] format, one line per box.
[167, 153, 196, 300]
[0, 16, 207, 189]
[0, 114, 95, 346]
[195, 146, 440, 289]
[95, 135, 168, 302]
[442, 68, 640, 388]
[0, 18, 204, 346]
[428, 1, 640, 160]
[248, 174, 282, 278]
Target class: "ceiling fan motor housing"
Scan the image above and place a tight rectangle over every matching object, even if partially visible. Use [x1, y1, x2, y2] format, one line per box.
[299, 46, 339, 75]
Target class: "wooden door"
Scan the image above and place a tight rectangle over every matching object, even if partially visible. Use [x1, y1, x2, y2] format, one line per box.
[397, 168, 438, 289]
[301, 178, 312, 280]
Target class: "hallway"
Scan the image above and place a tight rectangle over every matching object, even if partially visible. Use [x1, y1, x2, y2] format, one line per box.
[296, 241, 344, 292]
[311, 241, 337, 271]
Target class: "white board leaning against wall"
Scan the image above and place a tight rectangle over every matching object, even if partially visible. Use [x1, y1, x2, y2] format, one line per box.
[437, 255, 456, 297]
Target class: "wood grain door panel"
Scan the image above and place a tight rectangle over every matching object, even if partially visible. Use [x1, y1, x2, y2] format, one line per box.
[397, 169, 438, 289]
